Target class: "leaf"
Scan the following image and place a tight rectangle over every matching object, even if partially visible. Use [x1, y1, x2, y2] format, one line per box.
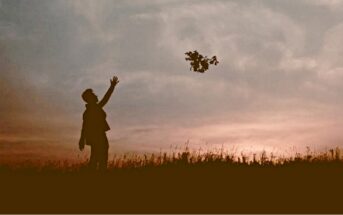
[185, 50, 219, 73]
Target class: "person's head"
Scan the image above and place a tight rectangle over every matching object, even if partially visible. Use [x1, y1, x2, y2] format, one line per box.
[82, 89, 98, 104]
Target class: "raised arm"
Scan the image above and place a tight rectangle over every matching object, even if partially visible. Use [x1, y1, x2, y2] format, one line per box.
[98, 76, 119, 108]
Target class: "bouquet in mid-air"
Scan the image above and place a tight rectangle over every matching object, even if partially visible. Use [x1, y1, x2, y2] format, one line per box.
[185, 50, 219, 73]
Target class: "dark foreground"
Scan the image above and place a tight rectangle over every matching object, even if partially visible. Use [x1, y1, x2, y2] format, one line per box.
[1, 161, 343, 213]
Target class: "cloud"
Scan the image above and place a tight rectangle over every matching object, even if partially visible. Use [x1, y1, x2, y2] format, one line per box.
[305, 0, 343, 10]
[2, 0, 343, 160]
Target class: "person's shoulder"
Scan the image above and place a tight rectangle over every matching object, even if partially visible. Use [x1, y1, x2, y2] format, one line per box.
[95, 103, 103, 110]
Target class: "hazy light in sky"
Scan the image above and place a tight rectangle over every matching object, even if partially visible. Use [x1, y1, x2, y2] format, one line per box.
[1, 0, 343, 161]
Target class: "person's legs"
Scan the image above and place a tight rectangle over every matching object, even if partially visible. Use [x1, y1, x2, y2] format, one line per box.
[98, 146, 108, 171]
[89, 145, 98, 170]
[98, 134, 109, 171]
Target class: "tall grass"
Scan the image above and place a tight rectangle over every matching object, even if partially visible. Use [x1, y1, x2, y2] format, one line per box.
[1, 147, 342, 172]
[2, 147, 343, 213]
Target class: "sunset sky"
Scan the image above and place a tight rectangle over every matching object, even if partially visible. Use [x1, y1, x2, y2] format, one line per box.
[2, 0, 343, 161]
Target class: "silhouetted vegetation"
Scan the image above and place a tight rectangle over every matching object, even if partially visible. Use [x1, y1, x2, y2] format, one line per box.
[1, 147, 343, 213]
[185, 50, 219, 73]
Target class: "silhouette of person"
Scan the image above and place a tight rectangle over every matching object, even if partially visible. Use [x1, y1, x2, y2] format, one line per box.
[79, 76, 119, 170]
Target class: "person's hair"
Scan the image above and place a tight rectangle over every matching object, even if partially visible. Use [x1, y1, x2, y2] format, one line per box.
[81, 89, 94, 103]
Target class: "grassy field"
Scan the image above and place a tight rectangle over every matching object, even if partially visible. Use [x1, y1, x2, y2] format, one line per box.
[1, 148, 343, 213]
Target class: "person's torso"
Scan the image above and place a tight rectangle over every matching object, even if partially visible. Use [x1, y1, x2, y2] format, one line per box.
[83, 104, 110, 135]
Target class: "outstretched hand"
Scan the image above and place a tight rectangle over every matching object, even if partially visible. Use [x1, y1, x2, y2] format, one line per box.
[110, 76, 119, 87]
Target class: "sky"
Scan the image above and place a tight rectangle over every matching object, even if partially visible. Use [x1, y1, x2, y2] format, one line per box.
[1, 0, 343, 161]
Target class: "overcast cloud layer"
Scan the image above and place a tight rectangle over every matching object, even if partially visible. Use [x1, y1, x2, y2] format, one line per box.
[1, 0, 343, 161]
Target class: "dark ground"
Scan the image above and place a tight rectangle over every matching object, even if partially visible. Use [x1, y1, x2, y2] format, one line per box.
[1, 161, 343, 213]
